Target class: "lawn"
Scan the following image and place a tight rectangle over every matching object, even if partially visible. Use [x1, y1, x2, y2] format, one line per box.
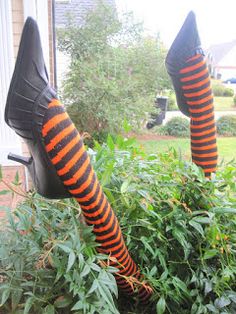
[140, 137, 236, 161]
[214, 96, 236, 111]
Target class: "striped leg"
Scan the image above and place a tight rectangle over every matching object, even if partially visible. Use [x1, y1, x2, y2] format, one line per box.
[179, 54, 218, 177]
[42, 99, 152, 302]
[165, 11, 218, 177]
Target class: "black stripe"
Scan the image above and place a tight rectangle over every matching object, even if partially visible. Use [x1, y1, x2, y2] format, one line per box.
[80, 186, 104, 212]
[183, 80, 210, 95]
[43, 105, 65, 124]
[192, 155, 217, 162]
[44, 118, 72, 146]
[190, 106, 214, 118]
[55, 138, 83, 169]
[190, 121, 215, 133]
[191, 147, 217, 155]
[185, 88, 212, 102]
[180, 63, 207, 79]
[191, 132, 216, 141]
[46, 129, 78, 160]
[182, 71, 209, 88]
[60, 151, 88, 182]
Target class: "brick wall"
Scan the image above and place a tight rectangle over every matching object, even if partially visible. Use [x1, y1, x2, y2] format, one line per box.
[11, 0, 24, 58]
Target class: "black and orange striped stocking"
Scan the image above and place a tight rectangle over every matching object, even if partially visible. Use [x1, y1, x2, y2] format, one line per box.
[179, 54, 218, 177]
[41, 99, 152, 302]
[166, 11, 218, 177]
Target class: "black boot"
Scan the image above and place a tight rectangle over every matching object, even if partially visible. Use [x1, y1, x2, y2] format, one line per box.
[5, 17, 71, 198]
[165, 11, 204, 117]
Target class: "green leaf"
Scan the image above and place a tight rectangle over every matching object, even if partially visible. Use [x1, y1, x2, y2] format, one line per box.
[107, 134, 115, 151]
[71, 300, 83, 311]
[214, 296, 231, 309]
[120, 180, 130, 194]
[43, 304, 55, 314]
[189, 220, 205, 237]
[23, 296, 35, 314]
[203, 249, 218, 260]
[192, 216, 212, 224]
[0, 288, 10, 306]
[66, 251, 76, 272]
[97, 281, 118, 314]
[81, 264, 91, 277]
[57, 243, 72, 254]
[0, 190, 11, 195]
[211, 207, 236, 214]
[156, 296, 166, 314]
[123, 118, 132, 133]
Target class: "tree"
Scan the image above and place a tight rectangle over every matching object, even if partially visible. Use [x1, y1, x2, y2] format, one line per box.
[57, 1, 171, 135]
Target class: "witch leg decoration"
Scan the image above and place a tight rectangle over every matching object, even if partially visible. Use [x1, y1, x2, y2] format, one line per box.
[5, 17, 153, 302]
[165, 11, 218, 177]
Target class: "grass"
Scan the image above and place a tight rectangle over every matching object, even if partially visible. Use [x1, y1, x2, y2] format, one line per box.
[214, 97, 236, 111]
[140, 137, 236, 162]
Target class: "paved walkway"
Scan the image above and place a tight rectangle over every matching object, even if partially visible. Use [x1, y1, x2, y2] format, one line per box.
[164, 110, 236, 124]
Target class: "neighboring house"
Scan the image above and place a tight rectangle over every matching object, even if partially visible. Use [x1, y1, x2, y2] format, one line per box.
[54, 0, 116, 87]
[207, 40, 236, 80]
[0, 0, 55, 199]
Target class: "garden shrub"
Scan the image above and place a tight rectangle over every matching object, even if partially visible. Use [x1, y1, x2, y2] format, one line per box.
[233, 95, 236, 106]
[217, 115, 236, 136]
[167, 92, 178, 111]
[212, 83, 234, 97]
[1, 135, 236, 313]
[162, 116, 190, 137]
[57, 3, 171, 135]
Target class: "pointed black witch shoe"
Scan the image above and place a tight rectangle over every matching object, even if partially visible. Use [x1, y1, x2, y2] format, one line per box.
[165, 11, 204, 117]
[5, 17, 71, 199]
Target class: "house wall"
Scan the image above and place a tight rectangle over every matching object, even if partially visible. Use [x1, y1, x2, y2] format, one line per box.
[214, 45, 236, 80]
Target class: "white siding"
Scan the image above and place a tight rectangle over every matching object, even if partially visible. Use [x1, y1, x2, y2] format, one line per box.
[0, 0, 22, 166]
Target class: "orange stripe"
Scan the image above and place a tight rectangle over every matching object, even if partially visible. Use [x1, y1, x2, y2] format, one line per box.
[192, 151, 217, 158]
[81, 187, 103, 210]
[193, 160, 217, 166]
[191, 111, 214, 122]
[51, 134, 81, 164]
[112, 243, 127, 258]
[191, 143, 217, 151]
[191, 126, 216, 137]
[93, 205, 115, 232]
[180, 67, 208, 82]
[184, 86, 211, 98]
[182, 77, 210, 90]
[48, 99, 61, 108]
[70, 171, 96, 197]
[186, 54, 202, 62]
[189, 103, 213, 114]
[42, 112, 68, 137]
[180, 59, 205, 74]
[191, 135, 216, 144]
[63, 157, 90, 186]
[187, 94, 213, 105]
[76, 182, 107, 216]
[204, 168, 217, 173]
[191, 120, 215, 129]
[99, 229, 122, 248]
[83, 198, 108, 221]
[46, 123, 74, 152]
[57, 145, 85, 176]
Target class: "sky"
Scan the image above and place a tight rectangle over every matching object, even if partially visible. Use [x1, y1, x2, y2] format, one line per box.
[116, 0, 236, 49]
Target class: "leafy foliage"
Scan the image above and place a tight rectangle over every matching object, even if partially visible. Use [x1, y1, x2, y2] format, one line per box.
[212, 82, 234, 97]
[160, 116, 190, 137]
[217, 115, 236, 136]
[1, 134, 236, 313]
[57, 2, 171, 135]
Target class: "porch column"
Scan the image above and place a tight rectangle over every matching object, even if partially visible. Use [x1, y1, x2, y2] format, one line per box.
[0, 0, 22, 166]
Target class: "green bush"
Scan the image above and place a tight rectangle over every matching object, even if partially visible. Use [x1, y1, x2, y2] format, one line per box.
[167, 92, 178, 111]
[212, 83, 234, 97]
[1, 135, 236, 313]
[233, 95, 236, 106]
[217, 115, 236, 136]
[57, 3, 171, 135]
[162, 116, 190, 137]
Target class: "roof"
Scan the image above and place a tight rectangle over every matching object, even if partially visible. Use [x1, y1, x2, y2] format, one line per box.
[207, 39, 236, 65]
[55, 0, 116, 27]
